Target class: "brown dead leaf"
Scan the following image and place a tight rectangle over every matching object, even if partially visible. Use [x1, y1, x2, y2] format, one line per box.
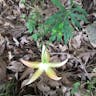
[89, 72, 96, 78]
[47, 80, 60, 88]
[71, 33, 82, 49]
[50, 55, 60, 62]
[46, 90, 56, 96]
[8, 51, 14, 60]
[7, 61, 24, 73]
[86, 21, 96, 48]
[37, 82, 50, 92]
[21, 78, 29, 88]
[20, 68, 33, 80]
[0, 34, 6, 55]
[59, 44, 68, 52]
[13, 37, 19, 46]
[78, 51, 95, 64]
[0, 57, 7, 83]
[21, 70, 35, 87]
[61, 73, 73, 87]
[20, 36, 29, 45]
[7, 61, 25, 79]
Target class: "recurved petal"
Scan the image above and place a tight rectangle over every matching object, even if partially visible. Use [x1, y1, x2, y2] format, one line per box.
[45, 68, 61, 80]
[20, 59, 40, 68]
[26, 69, 43, 85]
[41, 44, 50, 63]
[48, 58, 68, 68]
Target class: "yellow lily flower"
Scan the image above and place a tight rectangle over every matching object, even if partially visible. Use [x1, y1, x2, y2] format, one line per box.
[20, 45, 68, 85]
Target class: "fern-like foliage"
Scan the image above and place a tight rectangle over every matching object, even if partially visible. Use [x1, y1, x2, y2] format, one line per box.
[26, 0, 88, 44]
[43, 0, 88, 44]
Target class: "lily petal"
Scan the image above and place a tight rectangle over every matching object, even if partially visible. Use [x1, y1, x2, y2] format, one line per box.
[20, 59, 40, 68]
[45, 68, 61, 80]
[26, 69, 43, 85]
[48, 58, 68, 68]
[42, 45, 50, 63]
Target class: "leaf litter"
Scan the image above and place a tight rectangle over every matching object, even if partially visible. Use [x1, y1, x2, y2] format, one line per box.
[0, 0, 96, 96]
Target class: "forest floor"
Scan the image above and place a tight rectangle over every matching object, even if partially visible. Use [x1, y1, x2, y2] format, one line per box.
[0, 0, 96, 96]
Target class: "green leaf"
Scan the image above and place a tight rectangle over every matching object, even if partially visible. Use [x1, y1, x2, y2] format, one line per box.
[45, 11, 62, 25]
[62, 19, 73, 44]
[71, 82, 80, 95]
[32, 34, 38, 41]
[51, 0, 64, 10]
[20, 0, 26, 4]
[72, 4, 87, 15]
[26, 20, 36, 33]
[25, 0, 88, 44]
[70, 13, 81, 29]
[49, 35, 56, 42]
[57, 32, 62, 42]
[72, 13, 87, 22]
[26, 12, 37, 33]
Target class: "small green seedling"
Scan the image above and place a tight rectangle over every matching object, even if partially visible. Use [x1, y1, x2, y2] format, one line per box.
[20, 45, 68, 85]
